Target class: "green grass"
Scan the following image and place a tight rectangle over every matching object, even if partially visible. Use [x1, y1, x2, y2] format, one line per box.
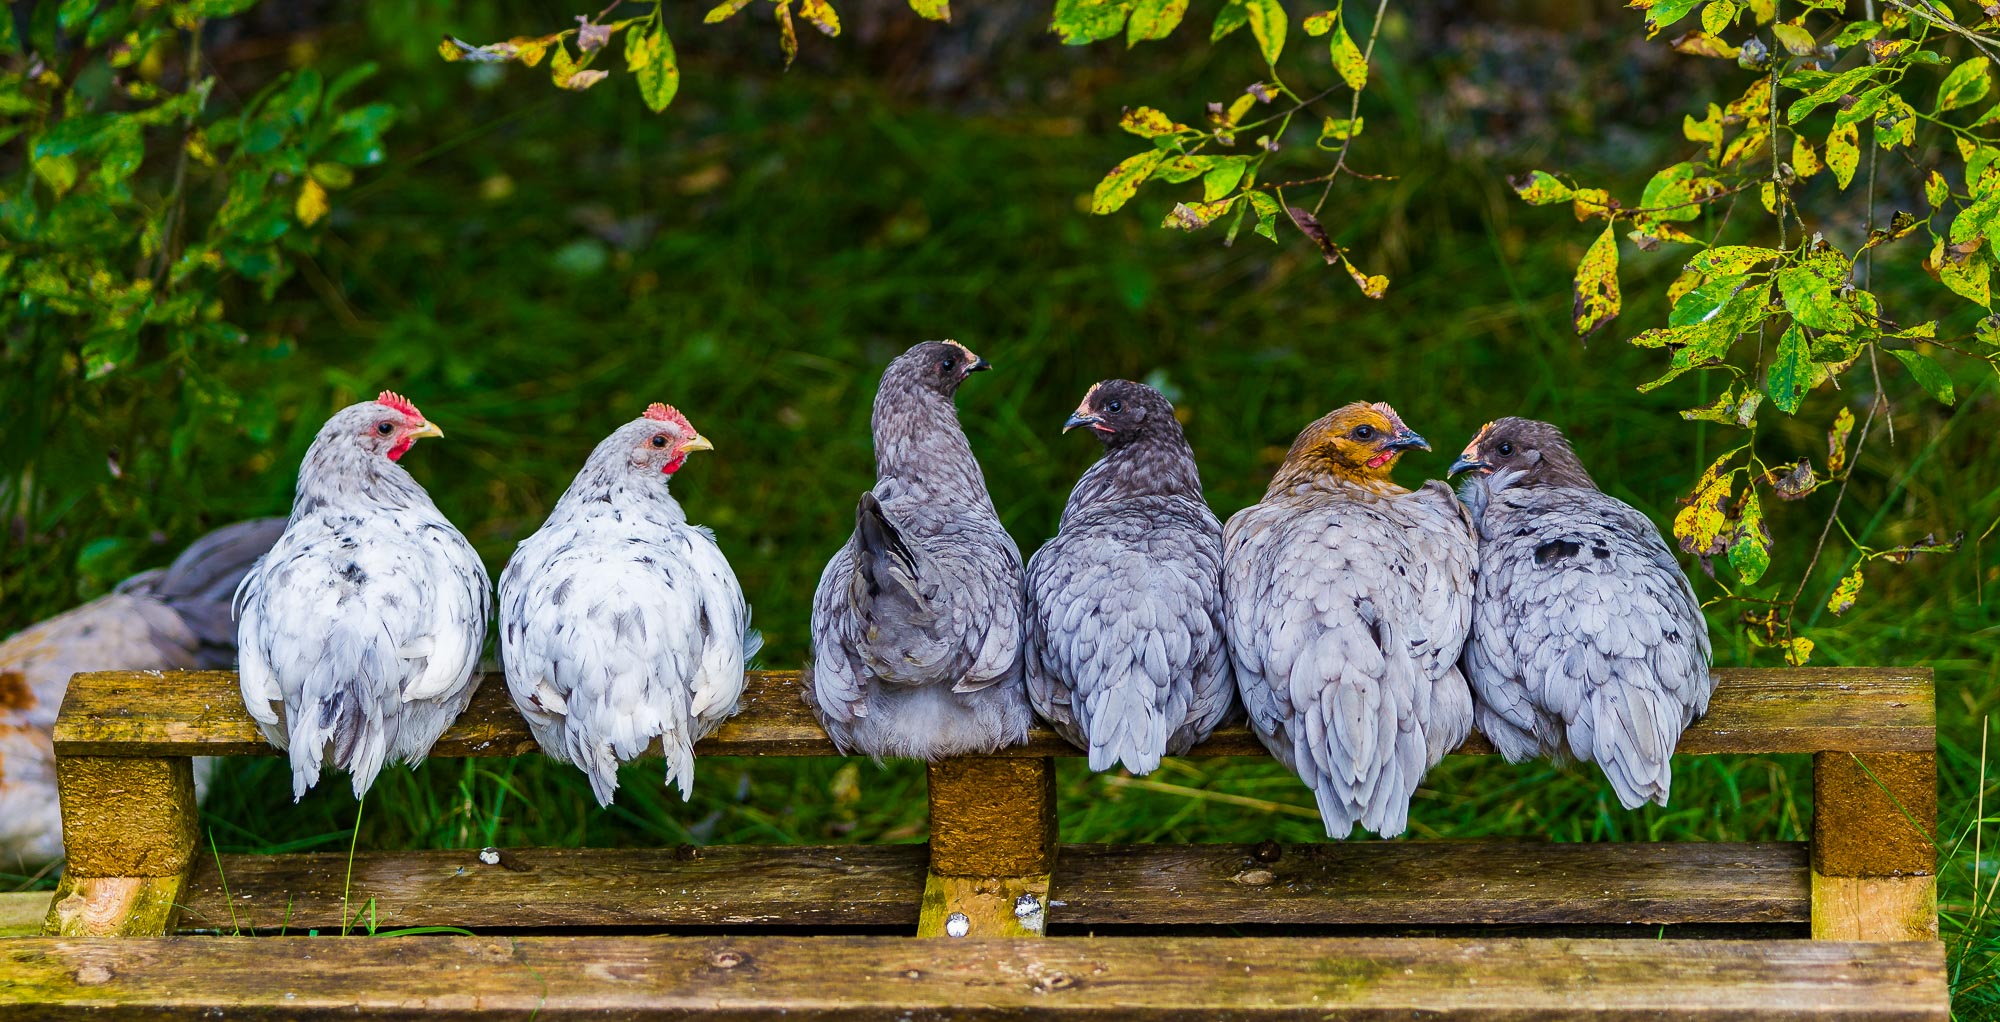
[2, 3, 1997, 1015]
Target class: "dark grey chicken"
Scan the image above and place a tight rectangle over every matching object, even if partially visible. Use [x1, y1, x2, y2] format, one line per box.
[1451, 416, 1714, 809]
[0, 517, 283, 870]
[1024, 380, 1233, 774]
[804, 340, 1031, 759]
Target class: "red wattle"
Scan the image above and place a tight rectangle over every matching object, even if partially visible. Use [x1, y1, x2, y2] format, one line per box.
[387, 439, 414, 461]
[662, 453, 688, 474]
[1366, 452, 1394, 469]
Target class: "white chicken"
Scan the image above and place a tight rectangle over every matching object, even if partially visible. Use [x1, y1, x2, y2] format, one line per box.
[234, 391, 491, 801]
[499, 403, 758, 805]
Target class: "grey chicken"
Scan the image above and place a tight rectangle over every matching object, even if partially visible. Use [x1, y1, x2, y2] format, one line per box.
[1223, 401, 1476, 838]
[1024, 380, 1234, 774]
[235, 392, 492, 800]
[804, 340, 1031, 758]
[0, 517, 283, 871]
[1450, 416, 1714, 808]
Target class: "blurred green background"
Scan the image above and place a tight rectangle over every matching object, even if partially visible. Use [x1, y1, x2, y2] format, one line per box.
[2, 0, 1995, 1008]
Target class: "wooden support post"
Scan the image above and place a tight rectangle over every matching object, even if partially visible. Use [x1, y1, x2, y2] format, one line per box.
[42, 755, 199, 937]
[1810, 751, 1936, 941]
[917, 755, 1056, 938]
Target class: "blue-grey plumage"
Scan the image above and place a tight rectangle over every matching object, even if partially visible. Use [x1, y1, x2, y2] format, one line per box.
[498, 403, 758, 806]
[234, 392, 492, 801]
[1, 518, 282, 871]
[1223, 402, 1477, 839]
[1451, 416, 1714, 809]
[804, 341, 1032, 759]
[1024, 380, 1234, 775]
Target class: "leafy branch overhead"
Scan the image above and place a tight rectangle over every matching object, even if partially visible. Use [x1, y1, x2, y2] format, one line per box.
[440, 0, 950, 110]
[1509, 0, 1993, 663]
[1063, 0, 1395, 299]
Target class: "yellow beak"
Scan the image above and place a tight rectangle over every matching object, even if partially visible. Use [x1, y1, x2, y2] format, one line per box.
[679, 433, 714, 454]
[410, 421, 444, 440]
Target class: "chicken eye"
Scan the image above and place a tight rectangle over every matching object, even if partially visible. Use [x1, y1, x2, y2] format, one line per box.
[1107, 399, 1122, 413]
[939, 356, 956, 372]
[1352, 424, 1375, 440]
[651, 434, 669, 448]
[1498, 442, 1514, 456]
[376, 421, 395, 435]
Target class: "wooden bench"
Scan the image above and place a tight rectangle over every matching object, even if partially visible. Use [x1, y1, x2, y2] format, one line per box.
[0, 666, 1947, 1019]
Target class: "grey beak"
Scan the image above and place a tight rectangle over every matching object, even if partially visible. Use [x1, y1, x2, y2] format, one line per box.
[969, 357, 992, 373]
[1385, 430, 1430, 453]
[1063, 412, 1105, 433]
[1448, 455, 1489, 477]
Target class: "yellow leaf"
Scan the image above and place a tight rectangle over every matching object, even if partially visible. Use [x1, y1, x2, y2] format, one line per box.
[1782, 636, 1815, 666]
[1572, 222, 1621, 337]
[907, 0, 950, 21]
[1760, 182, 1779, 215]
[1339, 253, 1388, 299]
[1119, 106, 1187, 138]
[801, 0, 841, 36]
[1827, 407, 1854, 473]
[1827, 567, 1864, 615]
[1792, 138, 1820, 179]
[1685, 102, 1723, 161]
[1826, 120, 1859, 190]
[296, 178, 329, 226]
[1330, 17, 1367, 91]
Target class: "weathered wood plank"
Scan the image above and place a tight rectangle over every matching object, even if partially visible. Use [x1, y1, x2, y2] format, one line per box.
[176, 845, 926, 934]
[54, 667, 1934, 759]
[172, 842, 1810, 933]
[0, 892, 54, 937]
[41, 874, 187, 938]
[1050, 841, 1811, 927]
[916, 874, 1052, 938]
[0, 935, 1949, 1020]
[1811, 874, 1939, 942]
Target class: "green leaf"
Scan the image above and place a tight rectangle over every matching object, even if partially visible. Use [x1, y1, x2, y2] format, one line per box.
[1727, 487, 1770, 585]
[1776, 264, 1856, 331]
[1701, 0, 1738, 35]
[1302, 10, 1334, 36]
[1052, 0, 1134, 44]
[1937, 55, 1991, 112]
[1244, 0, 1285, 64]
[1211, 0, 1247, 41]
[1690, 245, 1780, 276]
[626, 24, 680, 113]
[1786, 66, 1875, 123]
[1926, 170, 1950, 208]
[1639, 161, 1711, 222]
[1125, 0, 1188, 44]
[1247, 189, 1281, 242]
[1670, 274, 1766, 330]
[1766, 322, 1813, 413]
[1825, 120, 1859, 189]
[705, 0, 755, 21]
[1509, 170, 1572, 206]
[1832, 21, 1881, 46]
[1573, 222, 1621, 337]
[907, 0, 950, 21]
[1330, 17, 1367, 90]
[1091, 149, 1168, 213]
[1201, 156, 1249, 200]
[1642, 0, 1704, 36]
[32, 153, 77, 196]
[1888, 348, 1956, 405]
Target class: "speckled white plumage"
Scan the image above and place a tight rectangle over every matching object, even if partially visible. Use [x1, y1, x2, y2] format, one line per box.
[499, 406, 757, 805]
[234, 395, 490, 801]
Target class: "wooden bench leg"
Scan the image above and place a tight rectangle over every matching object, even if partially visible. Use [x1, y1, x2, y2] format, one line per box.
[1810, 751, 1936, 941]
[42, 756, 199, 937]
[917, 755, 1056, 938]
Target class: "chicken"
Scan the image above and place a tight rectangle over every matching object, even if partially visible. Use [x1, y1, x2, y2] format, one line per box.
[1222, 401, 1476, 838]
[1450, 416, 1714, 808]
[234, 392, 491, 801]
[0, 518, 283, 872]
[498, 403, 759, 805]
[804, 340, 1031, 759]
[1024, 380, 1233, 774]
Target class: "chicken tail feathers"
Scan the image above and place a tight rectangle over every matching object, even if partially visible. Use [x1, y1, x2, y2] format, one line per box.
[1082, 679, 1168, 777]
[148, 518, 286, 668]
[1587, 680, 1681, 809]
[286, 641, 388, 802]
[852, 493, 924, 608]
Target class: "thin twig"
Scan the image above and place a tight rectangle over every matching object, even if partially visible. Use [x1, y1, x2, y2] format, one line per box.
[1312, 0, 1391, 216]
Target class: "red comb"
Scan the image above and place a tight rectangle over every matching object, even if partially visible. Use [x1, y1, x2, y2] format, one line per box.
[376, 391, 423, 419]
[644, 402, 693, 431]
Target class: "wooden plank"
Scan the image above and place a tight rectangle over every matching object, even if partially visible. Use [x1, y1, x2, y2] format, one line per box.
[0, 935, 1949, 1020]
[54, 667, 1934, 760]
[1050, 841, 1811, 927]
[1812, 752, 1937, 877]
[41, 874, 187, 938]
[0, 892, 54, 938]
[175, 845, 925, 934]
[1811, 874, 1939, 942]
[928, 756, 1057, 877]
[55, 756, 198, 878]
[173, 842, 1808, 934]
[916, 874, 1051, 938]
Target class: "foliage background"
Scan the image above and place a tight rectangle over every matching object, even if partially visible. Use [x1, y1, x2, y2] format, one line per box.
[3, 0, 1996, 1012]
